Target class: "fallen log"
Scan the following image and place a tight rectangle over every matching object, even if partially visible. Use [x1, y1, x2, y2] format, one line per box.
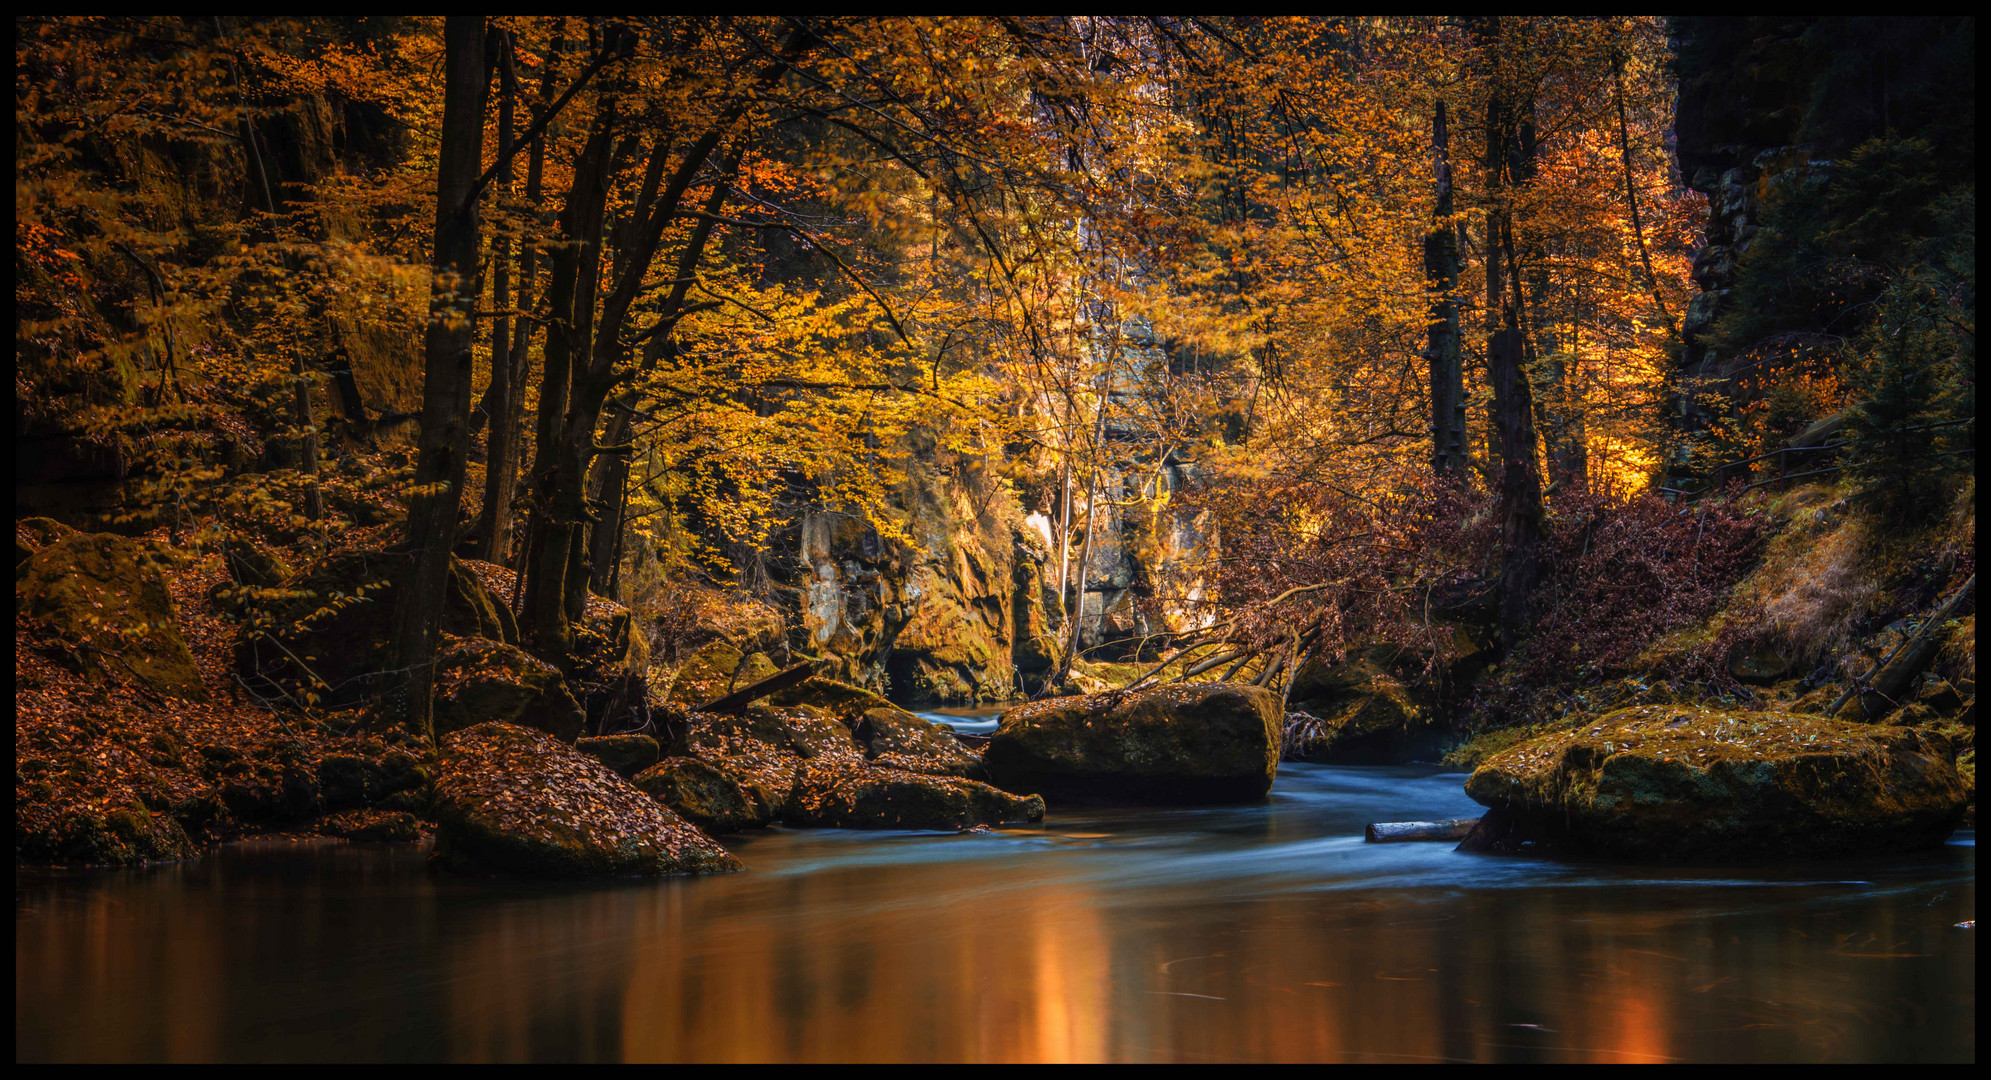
[1364, 819, 1480, 843]
[695, 661, 816, 715]
[1830, 573, 1974, 718]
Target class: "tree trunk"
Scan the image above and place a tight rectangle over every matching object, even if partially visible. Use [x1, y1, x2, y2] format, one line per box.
[384, 16, 488, 739]
[291, 352, 323, 521]
[521, 98, 618, 660]
[472, 31, 518, 562]
[1612, 44, 1678, 339]
[1490, 327, 1544, 641]
[1424, 100, 1465, 478]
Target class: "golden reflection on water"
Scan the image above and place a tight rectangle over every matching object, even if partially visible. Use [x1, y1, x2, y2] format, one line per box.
[14, 825, 1977, 1062]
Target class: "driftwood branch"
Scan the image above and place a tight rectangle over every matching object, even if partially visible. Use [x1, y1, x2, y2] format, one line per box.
[694, 661, 815, 714]
[1829, 573, 1974, 717]
[1366, 819, 1479, 843]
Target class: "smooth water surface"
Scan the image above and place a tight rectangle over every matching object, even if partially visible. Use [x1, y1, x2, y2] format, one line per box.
[15, 764, 1975, 1062]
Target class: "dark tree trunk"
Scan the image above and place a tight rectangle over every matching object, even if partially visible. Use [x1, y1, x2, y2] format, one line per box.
[1424, 100, 1465, 479]
[1490, 327, 1544, 640]
[292, 352, 323, 521]
[385, 15, 488, 739]
[471, 30, 517, 562]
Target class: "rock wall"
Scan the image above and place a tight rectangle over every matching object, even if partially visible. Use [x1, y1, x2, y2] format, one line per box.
[1067, 459, 1212, 658]
[790, 460, 1062, 706]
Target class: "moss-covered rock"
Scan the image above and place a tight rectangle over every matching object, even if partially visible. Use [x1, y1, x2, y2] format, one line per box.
[432, 722, 740, 878]
[984, 683, 1284, 803]
[634, 756, 791, 834]
[854, 707, 984, 777]
[15, 799, 197, 865]
[788, 761, 1044, 829]
[767, 675, 895, 720]
[1463, 705, 1970, 861]
[1285, 658, 1435, 763]
[431, 637, 585, 744]
[575, 734, 661, 778]
[17, 530, 207, 700]
[236, 548, 516, 707]
[666, 642, 780, 707]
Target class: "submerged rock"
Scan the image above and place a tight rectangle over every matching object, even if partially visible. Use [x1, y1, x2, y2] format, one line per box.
[1463, 705, 1970, 861]
[984, 683, 1284, 803]
[17, 530, 207, 700]
[431, 722, 739, 878]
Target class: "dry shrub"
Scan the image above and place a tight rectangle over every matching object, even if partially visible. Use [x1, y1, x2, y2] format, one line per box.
[1725, 476, 1973, 679]
[1738, 493, 1886, 671]
[1521, 489, 1765, 686]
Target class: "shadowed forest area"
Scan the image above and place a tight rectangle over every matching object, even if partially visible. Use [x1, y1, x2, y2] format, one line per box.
[13, 15, 1976, 1064]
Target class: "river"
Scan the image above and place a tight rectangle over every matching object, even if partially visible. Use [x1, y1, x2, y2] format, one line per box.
[14, 728, 1976, 1061]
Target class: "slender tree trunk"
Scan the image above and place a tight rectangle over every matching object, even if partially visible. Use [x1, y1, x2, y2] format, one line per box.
[583, 140, 742, 597]
[384, 16, 488, 739]
[1490, 325, 1544, 640]
[471, 30, 517, 562]
[1056, 454, 1072, 613]
[1612, 45, 1677, 338]
[1479, 19, 1545, 643]
[291, 353, 323, 520]
[521, 99, 617, 659]
[1424, 100, 1465, 478]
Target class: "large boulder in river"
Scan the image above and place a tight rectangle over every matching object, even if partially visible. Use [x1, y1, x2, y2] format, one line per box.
[984, 683, 1284, 803]
[432, 722, 739, 878]
[1463, 706, 1971, 861]
[236, 548, 516, 707]
[431, 637, 585, 744]
[16, 528, 207, 700]
[644, 704, 1037, 831]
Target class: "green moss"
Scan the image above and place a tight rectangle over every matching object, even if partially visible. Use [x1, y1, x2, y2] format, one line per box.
[1465, 705, 1970, 860]
[17, 532, 206, 700]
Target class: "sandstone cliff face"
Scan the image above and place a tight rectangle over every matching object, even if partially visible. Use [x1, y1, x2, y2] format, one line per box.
[1065, 459, 1212, 658]
[791, 462, 1061, 706]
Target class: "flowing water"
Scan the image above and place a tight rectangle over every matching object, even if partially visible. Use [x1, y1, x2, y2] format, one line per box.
[15, 717, 1976, 1062]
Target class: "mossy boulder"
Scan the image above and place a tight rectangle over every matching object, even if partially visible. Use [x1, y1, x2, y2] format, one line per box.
[853, 706, 984, 777]
[1463, 705, 1971, 861]
[431, 723, 740, 878]
[678, 704, 867, 766]
[432, 637, 585, 744]
[788, 761, 1044, 830]
[667, 642, 779, 707]
[767, 675, 895, 721]
[17, 530, 207, 701]
[237, 548, 517, 707]
[15, 516, 78, 566]
[634, 756, 792, 834]
[1285, 659, 1436, 763]
[576, 734, 661, 778]
[15, 799, 197, 865]
[652, 702, 1024, 832]
[984, 683, 1284, 803]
